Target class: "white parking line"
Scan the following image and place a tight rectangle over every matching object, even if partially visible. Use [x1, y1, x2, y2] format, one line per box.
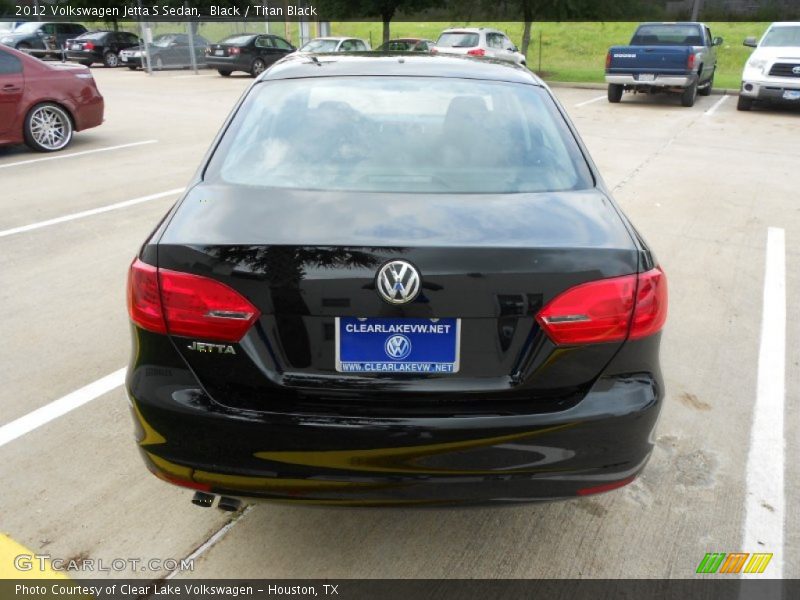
[0, 369, 126, 448]
[742, 226, 785, 579]
[705, 95, 729, 116]
[0, 188, 184, 239]
[0, 140, 158, 170]
[574, 95, 606, 107]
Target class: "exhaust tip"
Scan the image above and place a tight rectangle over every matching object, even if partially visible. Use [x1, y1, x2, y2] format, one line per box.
[191, 491, 215, 507]
[218, 496, 242, 512]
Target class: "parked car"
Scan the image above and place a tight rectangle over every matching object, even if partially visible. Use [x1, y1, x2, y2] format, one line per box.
[125, 55, 667, 506]
[296, 37, 369, 53]
[432, 28, 526, 66]
[119, 33, 209, 70]
[0, 21, 87, 58]
[738, 22, 800, 111]
[206, 33, 295, 77]
[376, 38, 434, 52]
[0, 22, 24, 34]
[0, 45, 104, 152]
[66, 30, 141, 68]
[605, 22, 721, 107]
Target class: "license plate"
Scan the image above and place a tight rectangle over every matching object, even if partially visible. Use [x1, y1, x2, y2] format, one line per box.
[215, 49, 224, 56]
[336, 317, 460, 374]
[639, 73, 655, 82]
[71, 44, 81, 51]
[783, 90, 800, 101]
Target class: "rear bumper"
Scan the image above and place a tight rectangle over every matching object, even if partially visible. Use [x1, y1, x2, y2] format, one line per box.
[126, 369, 663, 505]
[606, 73, 696, 87]
[206, 56, 248, 71]
[66, 51, 99, 63]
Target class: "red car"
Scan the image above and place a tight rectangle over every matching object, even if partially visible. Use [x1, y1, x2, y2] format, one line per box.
[0, 45, 104, 152]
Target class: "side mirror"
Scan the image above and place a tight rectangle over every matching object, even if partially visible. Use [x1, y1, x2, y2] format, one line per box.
[510, 45, 519, 52]
[743, 36, 757, 48]
[713, 37, 723, 46]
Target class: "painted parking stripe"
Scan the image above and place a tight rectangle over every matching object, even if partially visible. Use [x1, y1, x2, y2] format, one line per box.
[0, 534, 71, 579]
[0, 369, 126, 449]
[705, 95, 729, 116]
[0, 140, 157, 170]
[574, 95, 606, 107]
[742, 226, 785, 579]
[0, 188, 184, 239]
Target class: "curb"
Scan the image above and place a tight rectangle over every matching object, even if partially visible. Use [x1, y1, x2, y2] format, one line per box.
[544, 80, 739, 96]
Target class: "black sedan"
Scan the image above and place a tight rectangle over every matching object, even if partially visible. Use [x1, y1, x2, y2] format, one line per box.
[119, 33, 209, 70]
[206, 33, 295, 77]
[66, 30, 141, 67]
[126, 55, 667, 507]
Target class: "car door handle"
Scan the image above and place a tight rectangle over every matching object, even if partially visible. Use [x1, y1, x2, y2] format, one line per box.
[2, 84, 22, 93]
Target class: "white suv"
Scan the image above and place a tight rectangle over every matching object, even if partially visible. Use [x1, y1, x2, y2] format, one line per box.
[432, 28, 526, 66]
[738, 22, 800, 111]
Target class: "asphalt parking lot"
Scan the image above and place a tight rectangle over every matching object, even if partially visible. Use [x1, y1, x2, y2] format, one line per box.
[0, 68, 797, 579]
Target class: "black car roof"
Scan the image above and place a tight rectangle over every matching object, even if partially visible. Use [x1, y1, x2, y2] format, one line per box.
[260, 54, 542, 85]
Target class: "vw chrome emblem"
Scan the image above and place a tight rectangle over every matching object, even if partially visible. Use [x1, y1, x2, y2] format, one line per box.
[793, 66, 800, 75]
[376, 260, 421, 305]
[385, 334, 412, 360]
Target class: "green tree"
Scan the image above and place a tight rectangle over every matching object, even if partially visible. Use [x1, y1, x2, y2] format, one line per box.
[319, 0, 443, 44]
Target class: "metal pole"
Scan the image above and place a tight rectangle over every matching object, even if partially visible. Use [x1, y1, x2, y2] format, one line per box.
[185, 4, 198, 75]
[691, 0, 704, 21]
[538, 30, 542, 74]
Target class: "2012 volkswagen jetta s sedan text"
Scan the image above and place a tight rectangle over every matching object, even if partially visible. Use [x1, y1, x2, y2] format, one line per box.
[126, 54, 667, 506]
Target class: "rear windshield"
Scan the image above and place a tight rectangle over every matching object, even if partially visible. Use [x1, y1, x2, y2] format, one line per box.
[631, 24, 704, 46]
[300, 39, 339, 52]
[760, 26, 800, 47]
[206, 76, 593, 194]
[380, 41, 416, 51]
[437, 32, 480, 48]
[220, 34, 256, 46]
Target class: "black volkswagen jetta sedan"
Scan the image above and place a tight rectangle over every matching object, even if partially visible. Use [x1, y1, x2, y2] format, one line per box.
[126, 54, 667, 507]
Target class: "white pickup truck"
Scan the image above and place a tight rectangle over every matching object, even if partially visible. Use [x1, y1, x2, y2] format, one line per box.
[738, 22, 800, 111]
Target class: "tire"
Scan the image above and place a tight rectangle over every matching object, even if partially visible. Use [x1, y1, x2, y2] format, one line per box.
[218, 69, 232, 77]
[699, 71, 714, 96]
[608, 84, 623, 103]
[154, 56, 164, 71]
[23, 103, 73, 152]
[16, 42, 31, 52]
[681, 81, 698, 107]
[250, 58, 267, 77]
[103, 51, 119, 68]
[737, 95, 753, 111]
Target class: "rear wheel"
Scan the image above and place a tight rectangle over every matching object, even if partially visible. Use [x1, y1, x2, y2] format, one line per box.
[250, 58, 267, 77]
[698, 71, 714, 96]
[154, 56, 164, 70]
[16, 42, 31, 52]
[218, 69, 232, 77]
[607, 84, 623, 103]
[681, 82, 698, 107]
[103, 51, 119, 68]
[737, 95, 753, 111]
[24, 103, 73, 152]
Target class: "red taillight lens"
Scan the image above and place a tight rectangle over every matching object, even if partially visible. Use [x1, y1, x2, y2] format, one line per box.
[127, 259, 260, 343]
[629, 266, 668, 340]
[535, 267, 667, 345]
[84, 41, 95, 50]
[127, 259, 166, 334]
[229, 46, 240, 55]
[430, 47, 438, 54]
[467, 48, 485, 57]
[605, 51, 612, 69]
[687, 52, 696, 70]
[577, 475, 636, 496]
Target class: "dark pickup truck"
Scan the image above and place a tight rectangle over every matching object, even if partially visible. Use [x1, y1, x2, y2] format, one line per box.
[605, 22, 722, 107]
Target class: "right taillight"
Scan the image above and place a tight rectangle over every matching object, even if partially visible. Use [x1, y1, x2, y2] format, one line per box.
[535, 267, 667, 345]
[467, 48, 486, 57]
[127, 258, 260, 343]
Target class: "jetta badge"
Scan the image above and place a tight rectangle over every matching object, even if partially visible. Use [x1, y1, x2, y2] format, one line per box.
[793, 66, 800, 75]
[376, 260, 421, 305]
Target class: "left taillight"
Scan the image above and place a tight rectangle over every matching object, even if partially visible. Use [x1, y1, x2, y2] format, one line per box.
[687, 52, 696, 70]
[535, 267, 667, 345]
[127, 258, 260, 343]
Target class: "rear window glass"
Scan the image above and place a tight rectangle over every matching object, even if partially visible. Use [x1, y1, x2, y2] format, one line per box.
[300, 39, 339, 52]
[206, 77, 593, 194]
[631, 24, 704, 46]
[436, 32, 479, 48]
[221, 34, 255, 46]
[760, 26, 800, 47]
